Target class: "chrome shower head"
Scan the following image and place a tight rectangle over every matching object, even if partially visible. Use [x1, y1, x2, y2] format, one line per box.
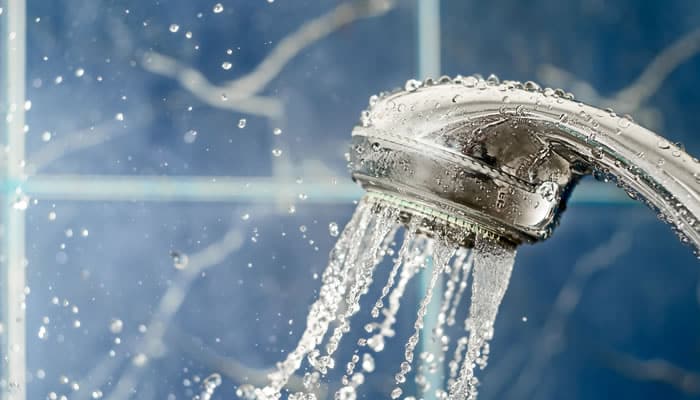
[349, 75, 700, 250]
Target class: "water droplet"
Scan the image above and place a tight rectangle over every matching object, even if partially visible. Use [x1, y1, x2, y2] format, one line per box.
[241, 213, 250, 221]
[236, 384, 256, 399]
[273, 128, 282, 135]
[237, 118, 247, 128]
[203, 373, 222, 394]
[132, 353, 148, 367]
[391, 387, 402, 399]
[336, 386, 356, 400]
[169, 24, 180, 33]
[287, 205, 296, 214]
[221, 61, 232, 70]
[75, 68, 85, 77]
[328, 222, 339, 237]
[524, 81, 540, 91]
[452, 94, 462, 103]
[591, 147, 604, 159]
[81, 228, 89, 237]
[272, 148, 282, 157]
[213, 3, 224, 13]
[170, 251, 189, 270]
[369, 95, 379, 107]
[303, 372, 320, 390]
[184, 129, 198, 143]
[12, 194, 29, 211]
[618, 114, 633, 129]
[115, 112, 124, 121]
[37, 326, 48, 340]
[362, 353, 375, 372]
[360, 110, 371, 127]
[537, 181, 558, 202]
[463, 76, 478, 88]
[110, 319, 124, 334]
[404, 79, 421, 92]
[91, 390, 103, 399]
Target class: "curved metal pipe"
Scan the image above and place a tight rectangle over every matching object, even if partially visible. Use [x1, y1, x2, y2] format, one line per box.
[349, 76, 700, 253]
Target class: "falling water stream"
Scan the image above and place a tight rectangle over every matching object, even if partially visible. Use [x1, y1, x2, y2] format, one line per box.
[241, 196, 516, 400]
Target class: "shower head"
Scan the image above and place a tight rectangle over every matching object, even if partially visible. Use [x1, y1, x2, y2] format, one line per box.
[349, 75, 700, 249]
[349, 76, 579, 246]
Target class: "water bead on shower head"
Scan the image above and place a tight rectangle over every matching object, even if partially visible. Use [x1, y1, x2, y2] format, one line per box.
[349, 75, 700, 250]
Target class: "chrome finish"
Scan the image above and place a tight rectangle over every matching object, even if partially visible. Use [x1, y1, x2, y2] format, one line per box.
[349, 76, 700, 250]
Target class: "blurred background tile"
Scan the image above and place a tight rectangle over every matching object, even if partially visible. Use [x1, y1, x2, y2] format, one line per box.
[0, 0, 698, 399]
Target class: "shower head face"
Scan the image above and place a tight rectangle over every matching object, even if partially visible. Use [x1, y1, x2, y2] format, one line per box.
[349, 77, 580, 245]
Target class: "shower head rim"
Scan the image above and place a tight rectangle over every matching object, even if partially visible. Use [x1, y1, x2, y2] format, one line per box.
[350, 74, 700, 250]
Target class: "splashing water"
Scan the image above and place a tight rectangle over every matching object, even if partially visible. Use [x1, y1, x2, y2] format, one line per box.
[248, 195, 516, 400]
[448, 238, 515, 400]
[194, 373, 222, 400]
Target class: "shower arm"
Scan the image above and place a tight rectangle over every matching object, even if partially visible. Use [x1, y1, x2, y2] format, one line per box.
[349, 77, 700, 251]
